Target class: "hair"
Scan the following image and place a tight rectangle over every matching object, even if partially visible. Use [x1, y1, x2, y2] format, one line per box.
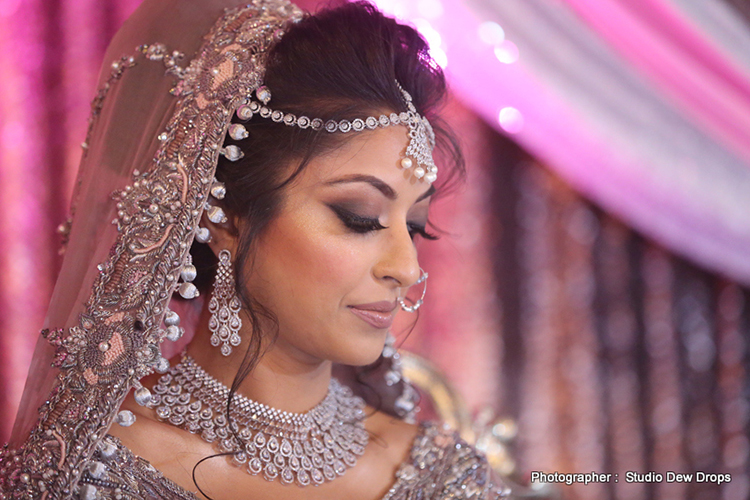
[190, 0, 464, 423]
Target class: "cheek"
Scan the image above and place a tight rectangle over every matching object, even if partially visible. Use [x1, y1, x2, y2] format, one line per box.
[249, 211, 368, 309]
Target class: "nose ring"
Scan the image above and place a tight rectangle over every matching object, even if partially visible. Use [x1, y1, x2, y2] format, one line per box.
[397, 268, 428, 313]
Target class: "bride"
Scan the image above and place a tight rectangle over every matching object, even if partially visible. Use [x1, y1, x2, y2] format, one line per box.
[0, 1, 509, 499]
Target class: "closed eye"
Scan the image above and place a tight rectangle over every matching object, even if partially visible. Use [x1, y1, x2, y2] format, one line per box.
[329, 205, 387, 234]
[407, 222, 438, 241]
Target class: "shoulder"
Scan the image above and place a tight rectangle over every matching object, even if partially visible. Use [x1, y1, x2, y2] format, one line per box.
[386, 421, 512, 500]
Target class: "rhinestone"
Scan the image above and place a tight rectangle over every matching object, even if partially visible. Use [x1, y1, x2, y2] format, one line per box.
[165, 325, 183, 342]
[195, 227, 211, 243]
[280, 439, 293, 457]
[178, 282, 199, 299]
[169, 414, 185, 426]
[264, 463, 279, 480]
[297, 469, 311, 486]
[228, 124, 248, 141]
[222, 145, 244, 161]
[206, 205, 227, 224]
[267, 436, 279, 453]
[134, 387, 152, 406]
[311, 468, 324, 485]
[201, 429, 217, 442]
[115, 410, 136, 427]
[154, 357, 170, 374]
[210, 182, 226, 200]
[219, 438, 234, 453]
[236, 106, 253, 122]
[248, 458, 263, 475]
[164, 310, 180, 326]
[280, 467, 295, 485]
[180, 264, 197, 282]
[312, 438, 324, 453]
[232, 452, 248, 466]
[256, 86, 272, 104]
[254, 433, 266, 448]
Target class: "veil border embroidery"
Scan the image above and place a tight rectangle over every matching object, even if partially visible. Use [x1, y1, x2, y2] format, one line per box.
[0, 2, 303, 497]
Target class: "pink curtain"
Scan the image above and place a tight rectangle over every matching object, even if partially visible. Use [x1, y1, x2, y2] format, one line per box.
[0, 0, 142, 441]
[381, 0, 750, 286]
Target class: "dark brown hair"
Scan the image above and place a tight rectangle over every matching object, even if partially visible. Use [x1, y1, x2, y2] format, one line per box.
[190, 0, 464, 414]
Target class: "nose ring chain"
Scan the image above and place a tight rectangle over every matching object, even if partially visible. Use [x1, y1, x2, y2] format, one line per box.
[397, 268, 428, 313]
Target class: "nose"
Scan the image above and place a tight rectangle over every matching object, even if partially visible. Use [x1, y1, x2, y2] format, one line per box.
[373, 224, 421, 288]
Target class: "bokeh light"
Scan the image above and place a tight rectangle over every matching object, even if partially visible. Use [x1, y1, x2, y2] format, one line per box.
[498, 107, 524, 133]
[478, 21, 505, 45]
[494, 40, 519, 64]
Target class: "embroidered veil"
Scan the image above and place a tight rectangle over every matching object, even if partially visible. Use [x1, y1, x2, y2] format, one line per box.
[2, 0, 304, 496]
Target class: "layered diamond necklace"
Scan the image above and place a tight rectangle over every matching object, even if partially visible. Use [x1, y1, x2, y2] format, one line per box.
[148, 355, 369, 486]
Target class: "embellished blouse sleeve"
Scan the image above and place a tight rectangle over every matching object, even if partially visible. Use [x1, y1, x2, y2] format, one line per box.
[385, 422, 512, 500]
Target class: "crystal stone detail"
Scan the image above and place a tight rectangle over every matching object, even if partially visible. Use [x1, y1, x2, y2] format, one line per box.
[149, 355, 368, 486]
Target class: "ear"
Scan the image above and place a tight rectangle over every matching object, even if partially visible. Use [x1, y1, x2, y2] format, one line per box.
[201, 209, 241, 259]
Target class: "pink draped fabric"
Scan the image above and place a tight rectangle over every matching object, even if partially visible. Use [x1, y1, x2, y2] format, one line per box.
[0, 0, 142, 442]
[565, 0, 750, 162]
[414, 0, 750, 286]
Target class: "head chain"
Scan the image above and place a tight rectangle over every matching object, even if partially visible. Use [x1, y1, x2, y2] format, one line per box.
[220, 81, 438, 183]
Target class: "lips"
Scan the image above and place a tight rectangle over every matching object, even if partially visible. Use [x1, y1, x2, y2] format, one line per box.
[349, 301, 397, 329]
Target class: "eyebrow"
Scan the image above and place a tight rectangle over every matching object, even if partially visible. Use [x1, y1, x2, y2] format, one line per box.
[326, 174, 435, 203]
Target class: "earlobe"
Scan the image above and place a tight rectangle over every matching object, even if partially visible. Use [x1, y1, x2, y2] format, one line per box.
[197, 178, 241, 258]
[199, 210, 241, 259]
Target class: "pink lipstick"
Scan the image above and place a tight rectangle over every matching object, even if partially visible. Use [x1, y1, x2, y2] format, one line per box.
[349, 301, 396, 329]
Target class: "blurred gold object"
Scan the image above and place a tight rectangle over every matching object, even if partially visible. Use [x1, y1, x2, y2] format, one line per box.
[401, 351, 559, 499]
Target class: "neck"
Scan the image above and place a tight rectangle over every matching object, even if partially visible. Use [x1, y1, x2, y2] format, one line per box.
[185, 299, 333, 414]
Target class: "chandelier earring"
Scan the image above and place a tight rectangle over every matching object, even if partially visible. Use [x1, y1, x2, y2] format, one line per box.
[397, 268, 428, 313]
[208, 249, 243, 356]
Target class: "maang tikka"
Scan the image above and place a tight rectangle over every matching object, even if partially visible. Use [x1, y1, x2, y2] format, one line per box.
[209, 249, 243, 356]
[221, 81, 438, 184]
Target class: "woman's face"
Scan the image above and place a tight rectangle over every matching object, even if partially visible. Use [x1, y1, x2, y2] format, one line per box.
[240, 125, 434, 367]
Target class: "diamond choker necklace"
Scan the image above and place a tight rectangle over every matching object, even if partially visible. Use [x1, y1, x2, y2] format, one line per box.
[148, 355, 369, 486]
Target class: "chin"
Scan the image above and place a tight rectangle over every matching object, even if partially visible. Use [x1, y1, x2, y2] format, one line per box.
[332, 331, 388, 367]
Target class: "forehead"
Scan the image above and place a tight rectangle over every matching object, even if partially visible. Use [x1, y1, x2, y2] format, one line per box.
[295, 126, 430, 200]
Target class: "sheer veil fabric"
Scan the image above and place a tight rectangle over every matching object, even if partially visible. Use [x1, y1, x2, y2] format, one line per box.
[3, 0, 303, 496]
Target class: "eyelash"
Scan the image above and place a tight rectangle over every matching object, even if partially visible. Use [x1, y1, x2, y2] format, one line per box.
[330, 205, 438, 241]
